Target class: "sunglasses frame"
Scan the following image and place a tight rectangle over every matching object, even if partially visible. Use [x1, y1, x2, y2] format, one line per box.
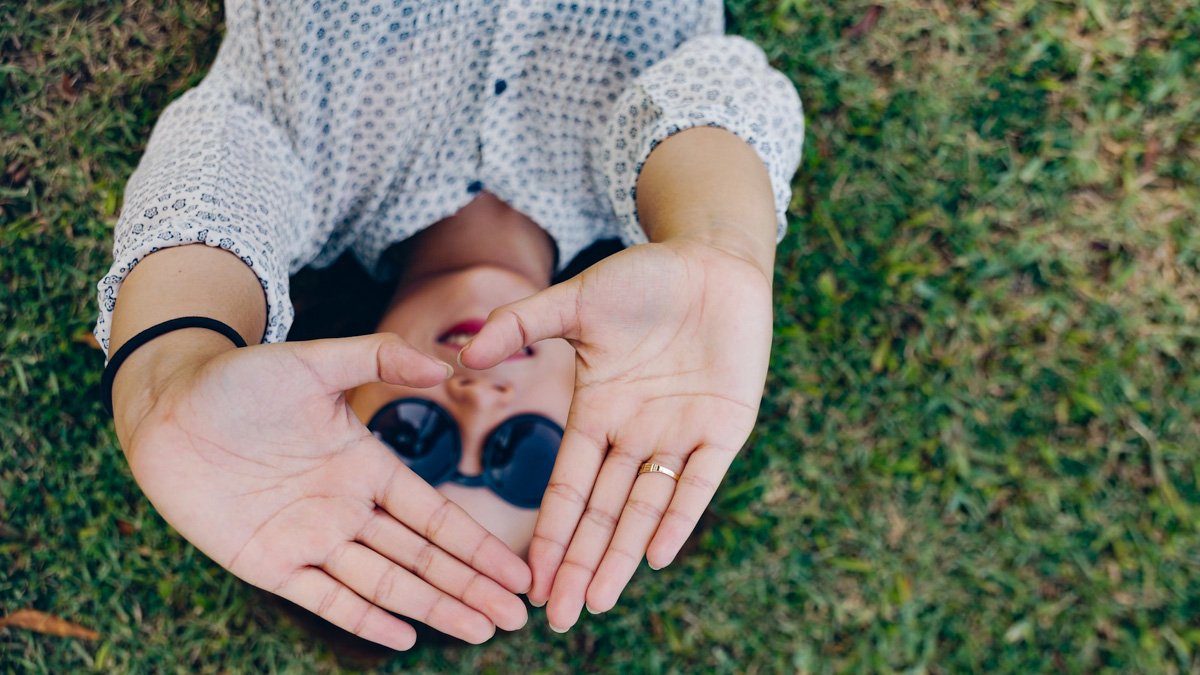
[366, 397, 564, 509]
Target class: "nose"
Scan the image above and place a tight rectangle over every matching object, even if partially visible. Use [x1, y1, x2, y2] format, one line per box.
[444, 374, 514, 410]
[444, 374, 514, 476]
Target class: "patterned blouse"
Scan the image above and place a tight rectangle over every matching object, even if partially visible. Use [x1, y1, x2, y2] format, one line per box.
[94, 0, 806, 352]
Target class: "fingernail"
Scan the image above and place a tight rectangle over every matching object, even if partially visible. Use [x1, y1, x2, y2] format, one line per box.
[585, 603, 601, 615]
[648, 561, 667, 571]
[456, 346, 468, 370]
[529, 598, 546, 608]
[549, 623, 569, 634]
[440, 361, 454, 379]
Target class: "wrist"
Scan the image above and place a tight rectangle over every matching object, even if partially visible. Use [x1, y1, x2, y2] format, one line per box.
[106, 245, 268, 447]
[633, 126, 779, 278]
[657, 223, 777, 283]
[111, 329, 240, 448]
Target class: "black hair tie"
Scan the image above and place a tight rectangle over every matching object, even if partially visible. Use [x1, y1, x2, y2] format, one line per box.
[101, 316, 248, 416]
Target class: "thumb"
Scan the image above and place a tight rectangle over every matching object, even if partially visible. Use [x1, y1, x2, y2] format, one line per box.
[459, 279, 582, 370]
[286, 333, 452, 393]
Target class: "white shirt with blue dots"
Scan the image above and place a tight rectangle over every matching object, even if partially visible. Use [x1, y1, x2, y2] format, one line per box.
[95, 0, 805, 352]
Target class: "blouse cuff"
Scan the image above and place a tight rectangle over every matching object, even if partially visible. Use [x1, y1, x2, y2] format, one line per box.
[602, 35, 805, 248]
[93, 225, 292, 357]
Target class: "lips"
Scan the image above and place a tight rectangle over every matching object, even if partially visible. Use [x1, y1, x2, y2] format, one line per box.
[437, 319, 487, 348]
[436, 318, 534, 360]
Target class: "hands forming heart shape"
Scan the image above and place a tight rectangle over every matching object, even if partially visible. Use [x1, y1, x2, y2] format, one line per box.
[113, 235, 773, 648]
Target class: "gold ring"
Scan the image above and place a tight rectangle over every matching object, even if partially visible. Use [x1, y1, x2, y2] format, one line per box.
[638, 462, 679, 482]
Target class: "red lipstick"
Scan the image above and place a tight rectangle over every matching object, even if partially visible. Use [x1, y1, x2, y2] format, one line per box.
[436, 318, 535, 360]
[437, 319, 487, 342]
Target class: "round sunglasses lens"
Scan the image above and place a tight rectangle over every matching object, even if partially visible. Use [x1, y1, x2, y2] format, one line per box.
[484, 416, 563, 509]
[368, 399, 458, 482]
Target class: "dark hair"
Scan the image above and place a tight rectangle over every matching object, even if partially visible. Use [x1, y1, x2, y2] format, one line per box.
[287, 238, 623, 342]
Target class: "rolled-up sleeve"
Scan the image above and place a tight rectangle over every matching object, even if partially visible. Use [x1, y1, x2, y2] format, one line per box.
[93, 21, 309, 355]
[601, 34, 806, 247]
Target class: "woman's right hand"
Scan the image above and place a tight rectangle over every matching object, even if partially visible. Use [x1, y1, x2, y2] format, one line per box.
[111, 331, 531, 650]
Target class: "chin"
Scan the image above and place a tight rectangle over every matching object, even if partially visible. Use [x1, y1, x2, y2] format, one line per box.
[379, 265, 542, 344]
[442, 265, 543, 311]
[436, 483, 538, 556]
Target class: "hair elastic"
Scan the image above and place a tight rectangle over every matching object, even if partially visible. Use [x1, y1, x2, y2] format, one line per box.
[101, 316, 249, 416]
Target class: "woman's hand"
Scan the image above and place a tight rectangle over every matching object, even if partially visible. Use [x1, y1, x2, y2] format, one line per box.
[458, 235, 773, 631]
[113, 332, 531, 649]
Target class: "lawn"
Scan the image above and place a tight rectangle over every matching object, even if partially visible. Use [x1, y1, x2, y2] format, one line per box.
[2, 0, 1198, 672]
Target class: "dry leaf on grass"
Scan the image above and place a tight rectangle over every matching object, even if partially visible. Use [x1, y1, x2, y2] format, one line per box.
[844, 5, 884, 39]
[73, 329, 102, 351]
[0, 609, 99, 640]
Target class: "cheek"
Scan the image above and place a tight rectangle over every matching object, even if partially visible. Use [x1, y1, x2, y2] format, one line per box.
[522, 341, 576, 421]
[348, 382, 439, 425]
[345, 385, 376, 424]
[550, 342, 578, 398]
[540, 339, 575, 375]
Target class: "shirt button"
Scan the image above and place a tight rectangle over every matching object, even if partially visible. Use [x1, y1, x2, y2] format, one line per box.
[494, 79, 507, 95]
[466, 180, 484, 194]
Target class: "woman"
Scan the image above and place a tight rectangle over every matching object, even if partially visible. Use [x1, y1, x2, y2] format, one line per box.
[99, 0, 804, 651]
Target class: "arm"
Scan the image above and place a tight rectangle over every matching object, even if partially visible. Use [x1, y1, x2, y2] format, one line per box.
[635, 125, 778, 278]
[462, 129, 783, 629]
[105, 244, 533, 649]
[602, 33, 805, 256]
[458, 35, 805, 631]
[108, 245, 266, 447]
[100, 13, 530, 642]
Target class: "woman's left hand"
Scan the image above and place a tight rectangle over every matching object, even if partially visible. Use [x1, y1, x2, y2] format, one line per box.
[458, 235, 773, 632]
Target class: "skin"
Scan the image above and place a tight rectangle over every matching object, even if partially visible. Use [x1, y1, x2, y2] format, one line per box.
[109, 126, 778, 647]
[460, 127, 779, 631]
[346, 195, 576, 555]
[107, 193, 563, 648]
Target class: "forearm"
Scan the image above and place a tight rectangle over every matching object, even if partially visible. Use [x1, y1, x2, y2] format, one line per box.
[109, 245, 267, 445]
[634, 126, 779, 278]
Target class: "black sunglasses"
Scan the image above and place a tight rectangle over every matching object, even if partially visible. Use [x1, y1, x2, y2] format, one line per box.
[367, 397, 563, 509]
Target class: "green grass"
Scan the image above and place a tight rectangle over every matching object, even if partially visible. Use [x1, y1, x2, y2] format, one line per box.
[2, 0, 1198, 671]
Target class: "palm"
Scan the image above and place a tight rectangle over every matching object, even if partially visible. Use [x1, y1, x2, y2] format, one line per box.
[461, 239, 773, 630]
[130, 346, 388, 577]
[564, 242, 770, 449]
[122, 337, 531, 649]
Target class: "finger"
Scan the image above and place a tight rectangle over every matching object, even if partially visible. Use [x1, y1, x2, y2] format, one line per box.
[289, 333, 452, 393]
[585, 455, 683, 614]
[526, 422, 609, 607]
[358, 509, 528, 632]
[459, 279, 581, 369]
[646, 443, 737, 569]
[323, 542, 496, 644]
[373, 452, 532, 594]
[544, 446, 645, 632]
[274, 567, 417, 651]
